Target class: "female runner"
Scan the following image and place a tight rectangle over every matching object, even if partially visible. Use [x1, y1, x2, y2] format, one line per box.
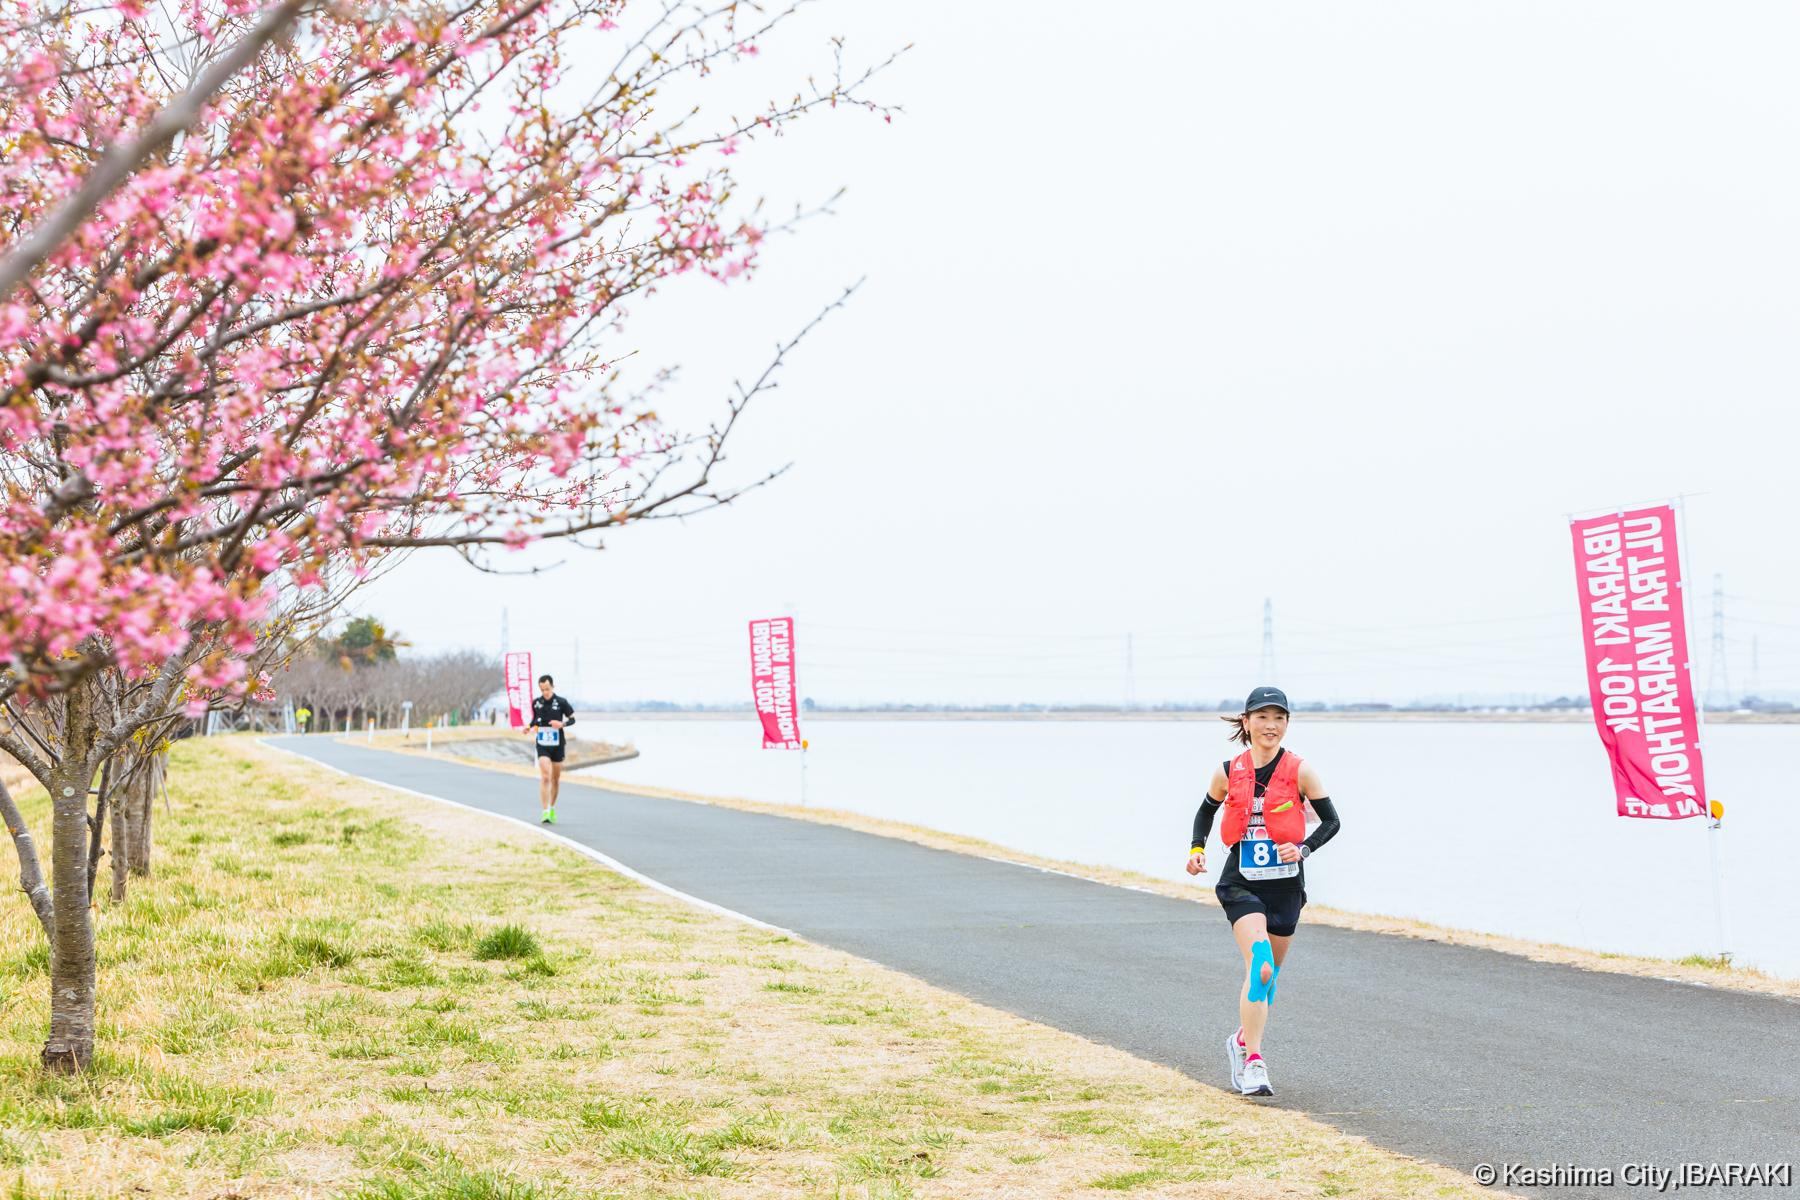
[1186, 686, 1340, 1097]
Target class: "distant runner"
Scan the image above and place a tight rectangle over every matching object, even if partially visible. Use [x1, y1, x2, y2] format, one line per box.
[1186, 686, 1341, 1098]
[527, 675, 576, 824]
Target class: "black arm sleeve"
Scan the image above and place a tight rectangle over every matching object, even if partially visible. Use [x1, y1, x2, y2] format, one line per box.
[1302, 797, 1340, 853]
[559, 697, 575, 726]
[1191, 797, 1222, 850]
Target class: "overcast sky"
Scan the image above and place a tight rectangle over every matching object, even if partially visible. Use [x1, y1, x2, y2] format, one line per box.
[357, 1, 1800, 708]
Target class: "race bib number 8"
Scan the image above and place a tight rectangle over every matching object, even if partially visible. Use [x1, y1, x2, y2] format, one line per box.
[536, 728, 560, 746]
[1239, 829, 1299, 881]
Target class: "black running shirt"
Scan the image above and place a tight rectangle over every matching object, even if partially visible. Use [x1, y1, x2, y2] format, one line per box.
[529, 694, 576, 749]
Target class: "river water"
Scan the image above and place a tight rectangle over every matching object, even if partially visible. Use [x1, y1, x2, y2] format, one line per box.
[571, 717, 1798, 980]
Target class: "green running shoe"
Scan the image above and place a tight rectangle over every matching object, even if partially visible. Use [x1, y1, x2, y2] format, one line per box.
[540, 809, 552, 824]
[547, 807, 558, 825]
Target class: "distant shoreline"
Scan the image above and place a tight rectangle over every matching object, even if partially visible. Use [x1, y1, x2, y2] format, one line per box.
[574, 709, 1800, 724]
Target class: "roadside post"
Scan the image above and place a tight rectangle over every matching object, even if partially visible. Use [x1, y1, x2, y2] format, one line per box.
[402, 700, 412, 735]
[1707, 800, 1733, 959]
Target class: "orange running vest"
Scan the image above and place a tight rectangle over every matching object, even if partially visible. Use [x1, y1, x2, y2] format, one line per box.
[1220, 749, 1307, 847]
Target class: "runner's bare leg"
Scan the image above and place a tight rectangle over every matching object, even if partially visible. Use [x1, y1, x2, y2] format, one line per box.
[1232, 914, 1294, 1058]
[538, 756, 555, 813]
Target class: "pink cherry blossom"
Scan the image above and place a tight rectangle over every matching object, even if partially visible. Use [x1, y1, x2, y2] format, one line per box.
[0, 0, 896, 1073]
[0, 0, 895, 716]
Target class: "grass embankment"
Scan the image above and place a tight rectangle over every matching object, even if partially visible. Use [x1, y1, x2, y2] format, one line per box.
[0, 738, 1496, 1199]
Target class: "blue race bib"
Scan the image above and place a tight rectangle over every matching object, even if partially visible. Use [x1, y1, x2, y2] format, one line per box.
[1239, 828, 1299, 881]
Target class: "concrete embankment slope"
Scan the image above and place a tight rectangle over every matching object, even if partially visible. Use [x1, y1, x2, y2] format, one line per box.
[270, 736, 1798, 1198]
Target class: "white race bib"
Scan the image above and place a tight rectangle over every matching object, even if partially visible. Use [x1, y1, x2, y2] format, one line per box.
[536, 728, 560, 746]
[1239, 828, 1299, 881]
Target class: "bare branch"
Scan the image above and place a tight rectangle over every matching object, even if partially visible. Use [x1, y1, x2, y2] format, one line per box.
[0, 774, 54, 939]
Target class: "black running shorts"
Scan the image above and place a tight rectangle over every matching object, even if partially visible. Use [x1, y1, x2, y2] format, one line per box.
[535, 740, 566, 764]
[1215, 883, 1305, 938]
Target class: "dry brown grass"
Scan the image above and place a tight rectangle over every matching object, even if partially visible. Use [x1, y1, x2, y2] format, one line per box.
[0, 736, 1510, 1199]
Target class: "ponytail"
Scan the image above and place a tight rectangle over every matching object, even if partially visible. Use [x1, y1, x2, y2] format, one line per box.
[1221, 711, 1250, 745]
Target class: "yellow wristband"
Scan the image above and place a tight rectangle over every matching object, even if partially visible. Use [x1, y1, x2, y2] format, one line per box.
[1190, 846, 1205, 855]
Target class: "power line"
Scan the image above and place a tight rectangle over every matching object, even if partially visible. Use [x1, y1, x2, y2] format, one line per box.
[1724, 593, 1800, 611]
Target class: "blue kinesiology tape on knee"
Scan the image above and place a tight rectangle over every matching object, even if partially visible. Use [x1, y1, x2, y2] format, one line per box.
[1246, 939, 1276, 1004]
[1266, 962, 1281, 1007]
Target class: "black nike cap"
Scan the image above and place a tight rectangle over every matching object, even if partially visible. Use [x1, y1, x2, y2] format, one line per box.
[1244, 686, 1289, 713]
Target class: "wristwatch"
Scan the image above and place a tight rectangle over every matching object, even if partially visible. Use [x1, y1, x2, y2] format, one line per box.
[1298, 845, 1312, 860]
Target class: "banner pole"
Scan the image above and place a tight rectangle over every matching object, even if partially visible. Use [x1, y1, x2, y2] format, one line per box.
[1677, 495, 1732, 962]
[1707, 811, 1732, 961]
[792, 616, 805, 806]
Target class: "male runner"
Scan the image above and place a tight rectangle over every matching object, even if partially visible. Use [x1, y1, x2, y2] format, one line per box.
[527, 674, 576, 823]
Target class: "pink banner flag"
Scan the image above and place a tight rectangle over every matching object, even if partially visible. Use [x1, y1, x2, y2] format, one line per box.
[505, 651, 533, 728]
[748, 618, 802, 749]
[1571, 505, 1706, 819]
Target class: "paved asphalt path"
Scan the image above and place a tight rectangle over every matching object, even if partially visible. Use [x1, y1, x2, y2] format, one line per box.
[270, 737, 1798, 1197]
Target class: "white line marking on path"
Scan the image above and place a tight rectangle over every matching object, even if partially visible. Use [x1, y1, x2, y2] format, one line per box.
[259, 739, 799, 938]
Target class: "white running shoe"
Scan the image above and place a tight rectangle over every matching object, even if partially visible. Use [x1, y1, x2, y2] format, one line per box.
[1240, 1056, 1273, 1097]
[1226, 1029, 1247, 1091]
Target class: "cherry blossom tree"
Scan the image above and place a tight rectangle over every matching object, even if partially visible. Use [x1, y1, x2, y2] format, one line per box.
[0, 0, 889, 1070]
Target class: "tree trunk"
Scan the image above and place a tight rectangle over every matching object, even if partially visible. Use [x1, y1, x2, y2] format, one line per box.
[0, 774, 54, 939]
[109, 768, 131, 904]
[44, 680, 99, 1073]
[129, 754, 159, 876]
[85, 762, 111, 906]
